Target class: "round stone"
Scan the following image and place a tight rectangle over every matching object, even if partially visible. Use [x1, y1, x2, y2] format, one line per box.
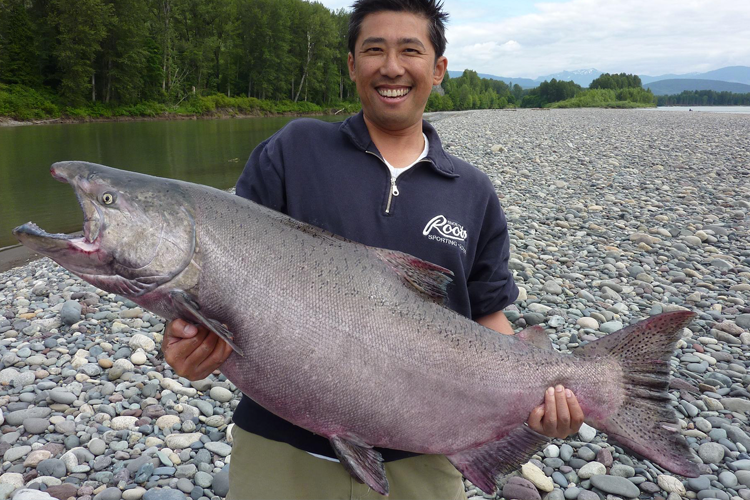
[502, 476, 541, 500]
[209, 386, 234, 403]
[590, 475, 640, 498]
[697, 442, 724, 464]
[577, 461, 606, 479]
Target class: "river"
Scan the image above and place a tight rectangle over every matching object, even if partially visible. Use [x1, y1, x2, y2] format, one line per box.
[0, 115, 346, 253]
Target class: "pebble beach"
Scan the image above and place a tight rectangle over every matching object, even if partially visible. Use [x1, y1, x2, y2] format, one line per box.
[0, 108, 749, 500]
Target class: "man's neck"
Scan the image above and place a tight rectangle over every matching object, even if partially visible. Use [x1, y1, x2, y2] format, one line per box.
[363, 114, 425, 168]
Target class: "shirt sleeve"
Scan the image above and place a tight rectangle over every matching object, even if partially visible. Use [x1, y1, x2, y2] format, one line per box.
[467, 194, 519, 320]
[235, 135, 287, 213]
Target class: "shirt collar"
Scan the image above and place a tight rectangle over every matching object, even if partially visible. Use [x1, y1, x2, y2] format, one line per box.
[340, 111, 459, 178]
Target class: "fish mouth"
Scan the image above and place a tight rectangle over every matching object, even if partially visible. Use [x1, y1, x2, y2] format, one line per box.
[13, 164, 103, 256]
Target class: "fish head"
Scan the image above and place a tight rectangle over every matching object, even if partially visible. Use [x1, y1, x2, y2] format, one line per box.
[13, 161, 197, 297]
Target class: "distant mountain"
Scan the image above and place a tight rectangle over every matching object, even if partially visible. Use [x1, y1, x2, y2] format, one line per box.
[645, 79, 750, 95]
[447, 65, 750, 91]
[640, 66, 750, 85]
[447, 70, 537, 88]
[447, 69, 602, 88]
[535, 68, 602, 87]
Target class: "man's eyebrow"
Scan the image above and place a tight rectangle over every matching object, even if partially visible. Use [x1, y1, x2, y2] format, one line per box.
[360, 37, 427, 50]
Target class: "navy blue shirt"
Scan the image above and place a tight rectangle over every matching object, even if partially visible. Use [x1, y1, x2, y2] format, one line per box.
[233, 111, 519, 460]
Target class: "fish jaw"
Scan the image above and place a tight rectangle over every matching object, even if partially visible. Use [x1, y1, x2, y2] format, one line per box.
[13, 221, 112, 276]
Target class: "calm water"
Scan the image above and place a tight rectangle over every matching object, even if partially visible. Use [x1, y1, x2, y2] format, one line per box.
[0, 115, 346, 249]
[653, 106, 750, 114]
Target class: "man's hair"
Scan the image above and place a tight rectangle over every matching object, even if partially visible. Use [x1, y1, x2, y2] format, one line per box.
[348, 0, 449, 60]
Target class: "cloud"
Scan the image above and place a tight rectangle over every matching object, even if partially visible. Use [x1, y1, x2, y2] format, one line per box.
[442, 0, 750, 77]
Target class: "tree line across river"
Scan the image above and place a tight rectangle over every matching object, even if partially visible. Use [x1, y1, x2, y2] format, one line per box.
[1, 0, 748, 121]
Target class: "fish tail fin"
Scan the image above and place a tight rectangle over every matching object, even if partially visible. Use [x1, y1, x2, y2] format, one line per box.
[575, 310, 706, 477]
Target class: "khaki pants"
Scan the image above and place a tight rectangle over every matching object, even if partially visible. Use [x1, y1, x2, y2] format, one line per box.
[227, 425, 467, 500]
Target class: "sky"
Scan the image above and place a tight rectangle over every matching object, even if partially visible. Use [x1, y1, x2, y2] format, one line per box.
[315, 0, 750, 78]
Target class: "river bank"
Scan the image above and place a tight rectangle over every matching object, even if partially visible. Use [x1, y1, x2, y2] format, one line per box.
[0, 108, 749, 500]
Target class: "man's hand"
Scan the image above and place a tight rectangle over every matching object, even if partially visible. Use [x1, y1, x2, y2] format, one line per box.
[527, 385, 584, 439]
[162, 319, 233, 380]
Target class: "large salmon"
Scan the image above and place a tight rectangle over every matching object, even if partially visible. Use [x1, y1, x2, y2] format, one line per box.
[14, 161, 704, 495]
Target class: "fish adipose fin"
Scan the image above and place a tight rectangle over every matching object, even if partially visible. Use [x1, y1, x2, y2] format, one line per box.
[330, 434, 388, 496]
[169, 290, 245, 357]
[517, 326, 555, 351]
[575, 310, 706, 477]
[373, 249, 453, 305]
[446, 425, 549, 495]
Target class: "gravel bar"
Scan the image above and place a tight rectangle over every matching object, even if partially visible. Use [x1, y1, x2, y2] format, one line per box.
[1, 108, 749, 500]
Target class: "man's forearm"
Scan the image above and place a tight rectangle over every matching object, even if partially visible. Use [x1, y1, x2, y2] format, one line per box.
[476, 310, 514, 335]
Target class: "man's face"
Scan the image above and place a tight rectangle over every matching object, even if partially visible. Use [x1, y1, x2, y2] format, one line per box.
[348, 11, 447, 131]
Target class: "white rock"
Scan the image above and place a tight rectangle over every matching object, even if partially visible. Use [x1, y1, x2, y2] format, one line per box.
[129, 334, 155, 352]
[111, 416, 138, 430]
[657, 474, 686, 495]
[577, 317, 599, 330]
[578, 461, 606, 479]
[23, 450, 52, 467]
[10, 489, 55, 500]
[122, 487, 147, 500]
[164, 433, 203, 449]
[160, 378, 197, 396]
[155, 415, 181, 430]
[209, 386, 234, 403]
[543, 444, 560, 458]
[130, 350, 148, 365]
[578, 422, 596, 442]
[60, 450, 78, 471]
[520, 462, 554, 492]
[26, 476, 62, 487]
[0, 472, 24, 489]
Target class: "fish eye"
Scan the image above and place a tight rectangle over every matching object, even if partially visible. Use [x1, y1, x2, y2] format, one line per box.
[101, 192, 116, 205]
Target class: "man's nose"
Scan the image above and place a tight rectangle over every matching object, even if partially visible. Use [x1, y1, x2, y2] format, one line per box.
[380, 51, 405, 78]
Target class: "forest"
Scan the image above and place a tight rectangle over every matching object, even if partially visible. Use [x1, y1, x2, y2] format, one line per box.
[1, 0, 742, 121]
[657, 90, 750, 106]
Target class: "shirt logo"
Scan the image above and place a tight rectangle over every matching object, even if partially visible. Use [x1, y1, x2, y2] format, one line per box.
[423, 215, 468, 254]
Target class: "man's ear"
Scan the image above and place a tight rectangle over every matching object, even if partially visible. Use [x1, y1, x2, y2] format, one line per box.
[433, 56, 448, 86]
[348, 52, 356, 82]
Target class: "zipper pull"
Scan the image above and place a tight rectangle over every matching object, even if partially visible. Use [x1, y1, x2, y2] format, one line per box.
[391, 177, 400, 197]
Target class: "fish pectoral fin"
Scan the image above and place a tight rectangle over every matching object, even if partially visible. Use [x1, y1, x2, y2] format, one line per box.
[329, 434, 389, 496]
[373, 248, 453, 305]
[516, 325, 555, 351]
[446, 425, 548, 495]
[169, 289, 245, 357]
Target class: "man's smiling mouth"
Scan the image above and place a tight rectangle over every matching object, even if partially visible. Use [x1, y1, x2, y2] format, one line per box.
[377, 87, 411, 98]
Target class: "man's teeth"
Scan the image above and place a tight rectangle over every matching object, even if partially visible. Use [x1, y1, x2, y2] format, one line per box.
[378, 88, 410, 98]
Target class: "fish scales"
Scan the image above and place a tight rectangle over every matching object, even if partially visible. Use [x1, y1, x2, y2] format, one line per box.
[190, 189, 611, 451]
[13, 162, 705, 495]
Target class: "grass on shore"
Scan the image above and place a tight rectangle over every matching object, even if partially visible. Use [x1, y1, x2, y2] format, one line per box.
[0, 84, 362, 122]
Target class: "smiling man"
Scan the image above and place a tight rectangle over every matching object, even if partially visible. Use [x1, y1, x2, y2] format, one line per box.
[162, 1, 583, 498]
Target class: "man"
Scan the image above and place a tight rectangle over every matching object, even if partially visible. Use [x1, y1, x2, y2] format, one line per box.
[163, 1, 584, 498]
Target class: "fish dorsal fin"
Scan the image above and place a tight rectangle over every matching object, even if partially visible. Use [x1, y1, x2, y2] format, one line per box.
[446, 425, 549, 495]
[517, 326, 555, 351]
[373, 248, 453, 305]
[329, 434, 388, 496]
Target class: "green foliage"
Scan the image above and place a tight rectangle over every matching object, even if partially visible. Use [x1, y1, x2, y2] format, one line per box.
[657, 90, 750, 106]
[549, 88, 655, 108]
[0, 83, 59, 119]
[51, 0, 113, 105]
[0, 0, 42, 86]
[520, 79, 581, 108]
[438, 69, 513, 111]
[590, 73, 642, 90]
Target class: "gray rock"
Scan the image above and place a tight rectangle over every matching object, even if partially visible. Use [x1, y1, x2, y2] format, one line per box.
[589, 475, 640, 498]
[4, 445, 31, 462]
[143, 490, 187, 500]
[212, 470, 230, 497]
[94, 487, 122, 500]
[698, 442, 725, 464]
[60, 300, 82, 325]
[193, 471, 213, 488]
[23, 418, 50, 434]
[204, 441, 231, 457]
[37, 458, 67, 478]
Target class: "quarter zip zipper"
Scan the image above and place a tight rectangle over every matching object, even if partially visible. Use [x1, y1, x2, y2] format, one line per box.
[366, 150, 432, 215]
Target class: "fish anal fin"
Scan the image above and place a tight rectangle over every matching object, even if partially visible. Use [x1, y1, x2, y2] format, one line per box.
[446, 425, 548, 495]
[373, 248, 453, 305]
[330, 434, 389, 496]
[517, 326, 555, 351]
[169, 289, 245, 357]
